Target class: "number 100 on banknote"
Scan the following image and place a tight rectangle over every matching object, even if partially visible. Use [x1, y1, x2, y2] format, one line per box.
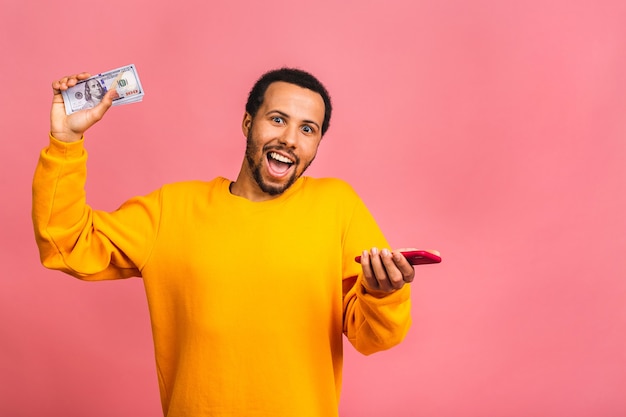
[61, 64, 145, 115]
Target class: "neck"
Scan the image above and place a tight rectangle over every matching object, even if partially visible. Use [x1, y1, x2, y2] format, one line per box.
[229, 161, 276, 202]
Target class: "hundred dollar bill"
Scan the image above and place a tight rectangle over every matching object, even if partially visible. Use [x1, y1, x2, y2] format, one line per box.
[61, 64, 145, 115]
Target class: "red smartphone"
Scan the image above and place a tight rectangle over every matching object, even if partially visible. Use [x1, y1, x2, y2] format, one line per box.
[354, 250, 441, 265]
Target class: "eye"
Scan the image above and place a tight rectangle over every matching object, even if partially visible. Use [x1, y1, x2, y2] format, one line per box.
[271, 116, 284, 124]
[301, 125, 313, 134]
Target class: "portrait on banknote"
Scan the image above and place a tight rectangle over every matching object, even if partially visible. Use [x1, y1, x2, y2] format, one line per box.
[81, 79, 108, 109]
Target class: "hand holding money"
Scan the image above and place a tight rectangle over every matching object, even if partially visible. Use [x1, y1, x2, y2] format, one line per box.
[51, 65, 145, 143]
[51, 72, 113, 143]
[60, 64, 145, 115]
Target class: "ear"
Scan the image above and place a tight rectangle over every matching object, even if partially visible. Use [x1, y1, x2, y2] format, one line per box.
[241, 112, 252, 137]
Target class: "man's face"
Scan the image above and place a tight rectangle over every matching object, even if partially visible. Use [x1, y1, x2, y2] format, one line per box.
[87, 80, 104, 99]
[242, 81, 325, 197]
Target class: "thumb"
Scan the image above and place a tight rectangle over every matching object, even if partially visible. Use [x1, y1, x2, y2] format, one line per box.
[89, 89, 116, 120]
[100, 88, 117, 109]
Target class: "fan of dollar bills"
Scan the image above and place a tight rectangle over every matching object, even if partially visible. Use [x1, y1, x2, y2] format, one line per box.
[61, 64, 145, 115]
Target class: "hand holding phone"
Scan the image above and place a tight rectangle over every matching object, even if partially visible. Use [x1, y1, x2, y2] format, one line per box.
[355, 249, 441, 265]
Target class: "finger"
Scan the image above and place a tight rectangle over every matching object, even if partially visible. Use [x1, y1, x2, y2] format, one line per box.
[360, 249, 392, 292]
[391, 250, 416, 283]
[99, 88, 117, 107]
[65, 72, 91, 87]
[359, 250, 378, 291]
[52, 76, 74, 94]
[84, 89, 115, 123]
[380, 249, 406, 289]
[52, 72, 92, 94]
[51, 79, 65, 95]
[368, 247, 394, 292]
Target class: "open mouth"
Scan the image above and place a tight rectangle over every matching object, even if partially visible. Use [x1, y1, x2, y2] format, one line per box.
[267, 151, 295, 177]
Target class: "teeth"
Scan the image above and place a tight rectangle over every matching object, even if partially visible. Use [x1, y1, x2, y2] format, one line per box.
[269, 152, 293, 164]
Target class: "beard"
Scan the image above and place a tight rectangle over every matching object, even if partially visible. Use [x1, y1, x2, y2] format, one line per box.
[245, 128, 315, 196]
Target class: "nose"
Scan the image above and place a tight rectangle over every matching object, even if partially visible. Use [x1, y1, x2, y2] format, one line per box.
[279, 124, 299, 148]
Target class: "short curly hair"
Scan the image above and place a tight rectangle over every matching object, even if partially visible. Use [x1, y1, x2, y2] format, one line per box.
[245, 68, 332, 136]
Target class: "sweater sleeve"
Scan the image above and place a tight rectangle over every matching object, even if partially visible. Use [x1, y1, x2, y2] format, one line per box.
[32, 135, 161, 281]
[340, 187, 412, 355]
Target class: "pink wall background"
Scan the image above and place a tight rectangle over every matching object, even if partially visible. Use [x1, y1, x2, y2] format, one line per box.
[1, 0, 625, 416]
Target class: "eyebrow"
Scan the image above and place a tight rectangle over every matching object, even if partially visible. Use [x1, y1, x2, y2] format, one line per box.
[267, 110, 321, 131]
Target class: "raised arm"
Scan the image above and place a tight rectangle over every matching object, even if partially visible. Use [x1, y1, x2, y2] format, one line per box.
[33, 73, 160, 281]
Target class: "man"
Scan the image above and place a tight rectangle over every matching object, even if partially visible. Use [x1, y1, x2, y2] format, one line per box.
[33, 68, 423, 416]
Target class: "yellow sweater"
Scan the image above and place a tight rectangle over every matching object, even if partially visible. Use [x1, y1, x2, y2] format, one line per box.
[32, 136, 412, 416]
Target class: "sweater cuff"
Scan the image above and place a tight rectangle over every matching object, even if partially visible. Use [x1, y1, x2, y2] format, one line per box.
[356, 276, 411, 305]
[47, 133, 86, 159]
